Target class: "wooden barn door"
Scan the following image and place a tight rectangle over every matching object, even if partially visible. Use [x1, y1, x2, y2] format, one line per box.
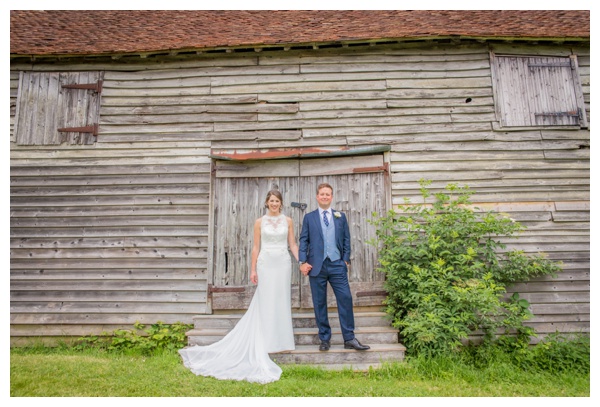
[209, 155, 388, 312]
[296, 161, 388, 309]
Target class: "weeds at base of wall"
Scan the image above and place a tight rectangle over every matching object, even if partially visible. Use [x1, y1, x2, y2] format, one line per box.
[72, 321, 193, 355]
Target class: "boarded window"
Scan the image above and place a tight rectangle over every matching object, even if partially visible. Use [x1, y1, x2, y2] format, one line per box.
[14, 71, 103, 145]
[491, 54, 587, 128]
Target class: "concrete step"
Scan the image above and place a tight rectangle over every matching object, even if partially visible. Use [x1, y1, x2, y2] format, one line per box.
[269, 343, 406, 369]
[191, 310, 391, 330]
[185, 309, 406, 369]
[293, 326, 398, 346]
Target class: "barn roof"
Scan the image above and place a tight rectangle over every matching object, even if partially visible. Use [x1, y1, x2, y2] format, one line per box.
[10, 10, 590, 58]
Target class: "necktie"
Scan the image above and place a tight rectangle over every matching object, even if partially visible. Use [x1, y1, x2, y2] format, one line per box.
[323, 210, 329, 226]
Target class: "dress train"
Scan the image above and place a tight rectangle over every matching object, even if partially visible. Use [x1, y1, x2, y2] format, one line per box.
[179, 213, 294, 384]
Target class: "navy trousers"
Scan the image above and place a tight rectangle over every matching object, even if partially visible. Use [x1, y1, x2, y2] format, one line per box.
[309, 258, 355, 342]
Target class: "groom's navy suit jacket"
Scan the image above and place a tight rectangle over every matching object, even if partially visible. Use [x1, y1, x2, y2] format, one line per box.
[298, 208, 351, 277]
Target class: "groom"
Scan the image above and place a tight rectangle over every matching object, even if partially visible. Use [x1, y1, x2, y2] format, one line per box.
[298, 183, 370, 351]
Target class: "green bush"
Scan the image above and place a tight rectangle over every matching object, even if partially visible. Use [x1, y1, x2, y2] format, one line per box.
[521, 333, 590, 374]
[74, 321, 193, 354]
[460, 332, 590, 374]
[369, 180, 562, 357]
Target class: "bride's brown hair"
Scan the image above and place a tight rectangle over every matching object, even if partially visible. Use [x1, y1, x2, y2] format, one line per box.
[264, 189, 283, 211]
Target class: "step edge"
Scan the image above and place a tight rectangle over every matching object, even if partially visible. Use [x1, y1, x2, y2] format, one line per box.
[192, 311, 388, 319]
[186, 326, 398, 334]
[270, 344, 407, 354]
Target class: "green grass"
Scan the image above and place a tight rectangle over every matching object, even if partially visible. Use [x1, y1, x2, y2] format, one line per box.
[10, 347, 589, 397]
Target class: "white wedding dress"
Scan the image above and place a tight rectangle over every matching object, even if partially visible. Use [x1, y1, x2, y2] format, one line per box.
[179, 213, 295, 384]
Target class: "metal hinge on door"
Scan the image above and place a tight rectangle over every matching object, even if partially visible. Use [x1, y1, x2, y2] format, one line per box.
[61, 80, 103, 93]
[534, 109, 582, 119]
[208, 284, 245, 293]
[58, 123, 99, 136]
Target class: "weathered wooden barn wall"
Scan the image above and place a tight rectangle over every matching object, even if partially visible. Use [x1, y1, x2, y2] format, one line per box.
[10, 41, 590, 344]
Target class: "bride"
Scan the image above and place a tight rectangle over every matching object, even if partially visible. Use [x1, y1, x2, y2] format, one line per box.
[179, 190, 300, 384]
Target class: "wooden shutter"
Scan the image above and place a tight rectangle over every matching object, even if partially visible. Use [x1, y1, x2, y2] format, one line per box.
[492, 55, 587, 127]
[14, 71, 103, 145]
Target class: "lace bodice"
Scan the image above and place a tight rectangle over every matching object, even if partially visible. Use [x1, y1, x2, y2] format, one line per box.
[261, 214, 288, 250]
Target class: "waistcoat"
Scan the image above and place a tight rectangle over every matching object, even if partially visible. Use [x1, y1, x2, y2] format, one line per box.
[320, 210, 341, 261]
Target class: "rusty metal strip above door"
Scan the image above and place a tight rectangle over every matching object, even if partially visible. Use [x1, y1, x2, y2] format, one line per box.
[210, 145, 390, 161]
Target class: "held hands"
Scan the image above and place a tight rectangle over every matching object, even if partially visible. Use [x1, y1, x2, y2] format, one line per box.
[299, 263, 312, 276]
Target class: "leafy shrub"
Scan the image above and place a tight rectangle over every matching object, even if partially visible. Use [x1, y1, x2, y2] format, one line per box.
[520, 333, 590, 374]
[75, 321, 192, 354]
[369, 180, 561, 357]
[459, 332, 590, 374]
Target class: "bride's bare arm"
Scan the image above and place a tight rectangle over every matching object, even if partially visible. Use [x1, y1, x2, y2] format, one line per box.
[287, 217, 299, 262]
[250, 218, 261, 284]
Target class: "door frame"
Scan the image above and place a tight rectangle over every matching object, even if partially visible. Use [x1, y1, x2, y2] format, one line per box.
[206, 146, 392, 313]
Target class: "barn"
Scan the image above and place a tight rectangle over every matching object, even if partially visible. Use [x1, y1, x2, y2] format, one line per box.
[9, 11, 590, 365]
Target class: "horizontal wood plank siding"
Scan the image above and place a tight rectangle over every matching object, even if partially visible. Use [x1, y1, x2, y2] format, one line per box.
[10, 42, 590, 343]
[10, 136, 210, 339]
